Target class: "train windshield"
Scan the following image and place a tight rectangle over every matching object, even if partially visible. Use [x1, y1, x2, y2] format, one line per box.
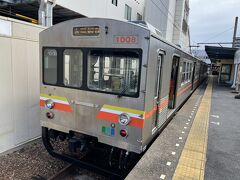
[87, 50, 140, 96]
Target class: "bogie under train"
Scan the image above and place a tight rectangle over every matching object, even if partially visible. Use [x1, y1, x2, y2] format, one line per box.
[40, 18, 207, 173]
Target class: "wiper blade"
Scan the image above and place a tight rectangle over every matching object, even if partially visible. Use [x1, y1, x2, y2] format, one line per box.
[117, 85, 129, 98]
[117, 89, 126, 98]
[117, 74, 137, 98]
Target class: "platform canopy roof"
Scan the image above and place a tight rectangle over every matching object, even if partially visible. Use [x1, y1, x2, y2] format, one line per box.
[0, 0, 84, 24]
[205, 46, 238, 63]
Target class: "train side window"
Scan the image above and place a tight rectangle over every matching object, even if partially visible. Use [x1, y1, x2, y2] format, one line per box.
[181, 62, 186, 84]
[181, 61, 193, 85]
[188, 63, 193, 81]
[195, 63, 199, 79]
[186, 63, 189, 82]
[154, 55, 162, 98]
[189, 63, 192, 80]
[43, 48, 57, 85]
[63, 49, 83, 87]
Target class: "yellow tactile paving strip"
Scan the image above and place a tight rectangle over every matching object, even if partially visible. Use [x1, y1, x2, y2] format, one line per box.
[173, 78, 212, 180]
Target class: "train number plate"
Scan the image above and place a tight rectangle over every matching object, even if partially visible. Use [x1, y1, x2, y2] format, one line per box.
[114, 36, 138, 44]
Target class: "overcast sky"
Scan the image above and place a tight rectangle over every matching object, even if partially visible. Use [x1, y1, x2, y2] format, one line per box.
[189, 0, 240, 48]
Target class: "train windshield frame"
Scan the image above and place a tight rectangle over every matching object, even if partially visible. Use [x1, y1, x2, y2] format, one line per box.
[42, 48, 142, 98]
[87, 50, 140, 96]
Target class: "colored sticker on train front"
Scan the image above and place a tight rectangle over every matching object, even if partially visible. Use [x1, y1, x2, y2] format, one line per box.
[40, 94, 72, 112]
[101, 126, 115, 136]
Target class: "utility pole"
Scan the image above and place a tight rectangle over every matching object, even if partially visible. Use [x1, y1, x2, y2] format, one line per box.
[231, 16, 239, 89]
[38, 0, 56, 27]
[232, 16, 238, 48]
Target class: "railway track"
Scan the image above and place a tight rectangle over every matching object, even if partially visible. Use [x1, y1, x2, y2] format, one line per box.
[48, 164, 75, 180]
[47, 163, 110, 180]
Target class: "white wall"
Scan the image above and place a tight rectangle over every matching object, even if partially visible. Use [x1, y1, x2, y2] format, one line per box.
[56, 0, 145, 21]
[172, 0, 190, 53]
[144, 0, 169, 39]
[165, 0, 176, 41]
[172, 0, 184, 46]
[0, 16, 45, 153]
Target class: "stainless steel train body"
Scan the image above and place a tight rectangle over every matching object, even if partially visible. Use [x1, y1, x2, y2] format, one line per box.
[40, 18, 207, 156]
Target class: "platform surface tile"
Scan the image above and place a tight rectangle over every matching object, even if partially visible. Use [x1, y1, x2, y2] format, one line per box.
[126, 77, 240, 180]
[204, 78, 240, 180]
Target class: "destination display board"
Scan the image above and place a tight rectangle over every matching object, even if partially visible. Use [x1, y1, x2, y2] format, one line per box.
[73, 26, 100, 36]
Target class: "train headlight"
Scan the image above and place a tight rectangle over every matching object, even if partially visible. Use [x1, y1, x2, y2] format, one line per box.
[119, 113, 131, 126]
[45, 99, 55, 109]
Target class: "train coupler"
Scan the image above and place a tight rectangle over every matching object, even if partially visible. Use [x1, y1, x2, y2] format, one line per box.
[68, 138, 87, 153]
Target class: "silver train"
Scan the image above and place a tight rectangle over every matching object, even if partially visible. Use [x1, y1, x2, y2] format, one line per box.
[40, 18, 207, 170]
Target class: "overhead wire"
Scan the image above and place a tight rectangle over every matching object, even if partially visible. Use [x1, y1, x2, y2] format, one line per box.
[201, 26, 234, 43]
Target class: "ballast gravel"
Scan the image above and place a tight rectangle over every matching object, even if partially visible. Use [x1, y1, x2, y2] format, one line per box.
[0, 139, 68, 180]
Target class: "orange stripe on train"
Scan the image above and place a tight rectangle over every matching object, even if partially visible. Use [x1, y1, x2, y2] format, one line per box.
[40, 99, 72, 112]
[177, 79, 200, 97]
[145, 99, 168, 119]
[96, 99, 169, 128]
[177, 84, 192, 97]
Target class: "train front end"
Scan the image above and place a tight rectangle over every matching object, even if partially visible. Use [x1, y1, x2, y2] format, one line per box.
[40, 18, 150, 167]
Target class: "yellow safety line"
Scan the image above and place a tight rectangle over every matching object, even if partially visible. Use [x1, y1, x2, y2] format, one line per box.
[173, 78, 212, 180]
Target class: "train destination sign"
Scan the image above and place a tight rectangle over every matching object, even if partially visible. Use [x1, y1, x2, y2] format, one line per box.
[73, 26, 100, 36]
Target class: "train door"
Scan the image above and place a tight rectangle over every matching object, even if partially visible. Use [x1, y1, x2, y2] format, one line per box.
[191, 62, 196, 90]
[152, 53, 163, 133]
[168, 56, 180, 109]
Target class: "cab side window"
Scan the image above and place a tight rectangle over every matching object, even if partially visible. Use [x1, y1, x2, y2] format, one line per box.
[63, 49, 83, 88]
[43, 49, 57, 85]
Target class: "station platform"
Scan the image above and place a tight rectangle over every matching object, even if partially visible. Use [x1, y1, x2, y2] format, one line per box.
[126, 76, 240, 180]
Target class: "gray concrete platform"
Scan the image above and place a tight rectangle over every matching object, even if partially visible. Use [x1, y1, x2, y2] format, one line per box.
[126, 83, 207, 180]
[205, 80, 240, 180]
